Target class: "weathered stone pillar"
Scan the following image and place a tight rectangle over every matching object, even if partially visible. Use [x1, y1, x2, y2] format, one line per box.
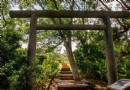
[103, 16, 117, 85]
[27, 14, 37, 89]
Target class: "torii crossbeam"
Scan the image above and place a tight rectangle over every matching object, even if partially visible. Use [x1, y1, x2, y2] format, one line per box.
[10, 10, 130, 18]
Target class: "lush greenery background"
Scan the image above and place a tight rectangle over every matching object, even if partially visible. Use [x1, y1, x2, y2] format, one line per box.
[0, 0, 130, 89]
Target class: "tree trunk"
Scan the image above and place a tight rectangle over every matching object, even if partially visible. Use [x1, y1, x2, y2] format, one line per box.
[60, 30, 80, 81]
[103, 16, 117, 85]
[26, 14, 37, 90]
[64, 41, 80, 81]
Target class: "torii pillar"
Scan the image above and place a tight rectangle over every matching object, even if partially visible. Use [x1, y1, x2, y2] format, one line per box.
[103, 16, 117, 85]
[26, 14, 37, 89]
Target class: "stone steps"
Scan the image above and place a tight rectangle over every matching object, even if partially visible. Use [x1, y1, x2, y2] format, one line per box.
[58, 85, 89, 90]
[61, 68, 70, 71]
[59, 80, 74, 83]
[60, 71, 72, 74]
[57, 63, 89, 90]
[58, 81, 89, 90]
[59, 74, 73, 77]
[59, 77, 74, 80]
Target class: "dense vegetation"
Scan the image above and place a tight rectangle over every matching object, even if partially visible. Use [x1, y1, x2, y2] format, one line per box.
[0, 0, 130, 89]
[0, 19, 27, 89]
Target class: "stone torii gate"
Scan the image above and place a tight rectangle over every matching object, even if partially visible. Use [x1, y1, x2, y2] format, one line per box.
[9, 10, 130, 88]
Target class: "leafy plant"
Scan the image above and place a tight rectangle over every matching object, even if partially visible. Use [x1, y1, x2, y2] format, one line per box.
[74, 43, 107, 82]
[35, 52, 60, 88]
[0, 21, 27, 89]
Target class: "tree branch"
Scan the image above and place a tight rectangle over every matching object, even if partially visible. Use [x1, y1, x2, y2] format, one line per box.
[46, 41, 63, 52]
[116, 19, 124, 27]
[51, 0, 66, 41]
[116, 0, 127, 11]
[52, 0, 58, 10]
[52, 0, 62, 24]
[120, 51, 130, 57]
[47, 71, 58, 90]
[99, 0, 129, 36]
[99, 0, 123, 27]
[120, 0, 130, 10]
[36, 0, 45, 10]
[99, 0, 111, 11]
[117, 25, 130, 35]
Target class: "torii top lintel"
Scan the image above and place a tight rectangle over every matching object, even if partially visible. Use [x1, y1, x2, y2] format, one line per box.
[9, 10, 130, 18]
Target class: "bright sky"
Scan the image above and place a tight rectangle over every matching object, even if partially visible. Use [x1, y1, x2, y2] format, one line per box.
[21, 41, 77, 54]
[59, 42, 77, 54]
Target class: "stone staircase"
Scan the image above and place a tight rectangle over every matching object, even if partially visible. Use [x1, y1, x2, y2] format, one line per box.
[57, 63, 89, 90]
[59, 63, 74, 80]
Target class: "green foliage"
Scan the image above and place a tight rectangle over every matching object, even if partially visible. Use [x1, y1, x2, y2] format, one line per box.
[35, 52, 60, 87]
[0, 28, 21, 64]
[74, 43, 105, 62]
[117, 55, 130, 79]
[123, 18, 130, 25]
[114, 34, 130, 79]
[0, 48, 27, 90]
[126, 56, 130, 78]
[37, 30, 62, 53]
[74, 43, 107, 81]
[0, 19, 27, 89]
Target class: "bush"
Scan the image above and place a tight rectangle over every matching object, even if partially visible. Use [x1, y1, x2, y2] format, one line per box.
[74, 44, 107, 82]
[35, 53, 60, 88]
[0, 49, 27, 90]
[0, 27, 27, 89]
